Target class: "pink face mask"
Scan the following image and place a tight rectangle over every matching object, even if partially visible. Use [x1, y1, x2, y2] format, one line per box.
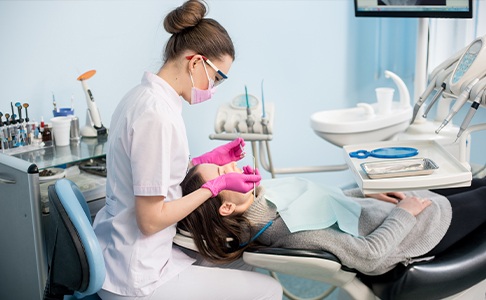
[189, 62, 217, 105]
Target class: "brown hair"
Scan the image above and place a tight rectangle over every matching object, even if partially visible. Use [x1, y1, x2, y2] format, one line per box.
[163, 0, 235, 62]
[179, 165, 253, 264]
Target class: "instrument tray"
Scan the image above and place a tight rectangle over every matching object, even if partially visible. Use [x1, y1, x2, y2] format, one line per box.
[361, 157, 438, 179]
[343, 140, 471, 193]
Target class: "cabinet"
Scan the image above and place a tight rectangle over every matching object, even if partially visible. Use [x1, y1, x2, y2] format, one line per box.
[0, 137, 107, 300]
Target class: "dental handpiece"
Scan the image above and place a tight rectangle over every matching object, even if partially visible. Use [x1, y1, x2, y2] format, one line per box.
[456, 88, 486, 141]
[411, 77, 438, 124]
[422, 83, 446, 118]
[421, 66, 456, 118]
[436, 78, 479, 134]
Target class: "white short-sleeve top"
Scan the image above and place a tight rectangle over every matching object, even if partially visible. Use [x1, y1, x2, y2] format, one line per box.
[93, 72, 195, 296]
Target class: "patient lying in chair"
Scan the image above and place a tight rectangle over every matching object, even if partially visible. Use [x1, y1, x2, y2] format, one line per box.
[179, 162, 486, 276]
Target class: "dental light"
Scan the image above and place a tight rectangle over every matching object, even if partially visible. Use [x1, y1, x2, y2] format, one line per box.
[77, 70, 107, 137]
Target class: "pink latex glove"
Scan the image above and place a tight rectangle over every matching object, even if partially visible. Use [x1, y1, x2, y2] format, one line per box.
[192, 138, 245, 166]
[202, 165, 261, 197]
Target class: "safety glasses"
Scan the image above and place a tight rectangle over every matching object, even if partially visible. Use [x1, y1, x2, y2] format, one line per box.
[186, 55, 228, 87]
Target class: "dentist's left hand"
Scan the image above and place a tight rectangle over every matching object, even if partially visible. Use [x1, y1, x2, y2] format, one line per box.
[202, 167, 261, 197]
[192, 138, 245, 166]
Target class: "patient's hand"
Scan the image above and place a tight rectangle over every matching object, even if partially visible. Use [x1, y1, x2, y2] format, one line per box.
[366, 192, 406, 204]
[397, 196, 432, 216]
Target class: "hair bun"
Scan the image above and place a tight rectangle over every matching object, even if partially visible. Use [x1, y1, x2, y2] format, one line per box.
[164, 0, 208, 34]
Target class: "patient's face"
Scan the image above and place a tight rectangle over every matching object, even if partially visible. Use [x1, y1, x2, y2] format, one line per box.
[197, 163, 254, 214]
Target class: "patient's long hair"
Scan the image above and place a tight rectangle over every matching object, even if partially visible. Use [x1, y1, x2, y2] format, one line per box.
[179, 166, 253, 264]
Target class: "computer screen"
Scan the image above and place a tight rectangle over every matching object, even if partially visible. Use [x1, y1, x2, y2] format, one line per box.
[354, 0, 473, 18]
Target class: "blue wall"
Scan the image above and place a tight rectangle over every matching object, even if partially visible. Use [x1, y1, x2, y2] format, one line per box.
[1, 1, 482, 184]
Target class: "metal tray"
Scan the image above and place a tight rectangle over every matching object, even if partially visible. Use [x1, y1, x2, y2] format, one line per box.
[360, 158, 439, 179]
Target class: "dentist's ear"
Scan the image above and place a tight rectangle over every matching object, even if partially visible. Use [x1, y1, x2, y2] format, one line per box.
[219, 202, 236, 216]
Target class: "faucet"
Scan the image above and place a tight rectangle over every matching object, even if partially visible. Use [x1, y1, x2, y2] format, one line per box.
[384, 70, 411, 109]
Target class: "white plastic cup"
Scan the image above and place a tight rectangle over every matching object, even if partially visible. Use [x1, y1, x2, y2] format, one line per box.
[375, 87, 394, 115]
[50, 116, 72, 146]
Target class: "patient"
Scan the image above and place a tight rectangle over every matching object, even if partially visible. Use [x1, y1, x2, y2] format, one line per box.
[179, 162, 486, 275]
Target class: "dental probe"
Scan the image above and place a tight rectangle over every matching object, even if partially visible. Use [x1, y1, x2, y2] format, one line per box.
[436, 78, 479, 134]
[253, 156, 256, 197]
[456, 88, 486, 141]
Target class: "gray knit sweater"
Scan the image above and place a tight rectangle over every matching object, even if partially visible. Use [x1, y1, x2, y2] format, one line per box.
[243, 186, 452, 275]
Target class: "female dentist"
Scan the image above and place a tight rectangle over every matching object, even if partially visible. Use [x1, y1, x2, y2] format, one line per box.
[93, 1, 282, 299]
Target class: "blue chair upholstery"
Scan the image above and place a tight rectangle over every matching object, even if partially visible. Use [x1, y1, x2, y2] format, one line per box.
[45, 178, 105, 299]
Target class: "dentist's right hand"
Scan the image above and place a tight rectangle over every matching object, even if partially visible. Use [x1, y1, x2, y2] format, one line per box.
[202, 166, 261, 197]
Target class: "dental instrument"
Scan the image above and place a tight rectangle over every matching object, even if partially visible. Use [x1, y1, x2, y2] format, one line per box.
[456, 88, 486, 141]
[421, 64, 456, 118]
[435, 78, 479, 134]
[15, 102, 23, 123]
[52, 92, 58, 113]
[260, 80, 269, 135]
[77, 70, 107, 137]
[411, 48, 464, 124]
[411, 73, 440, 123]
[421, 83, 445, 118]
[23, 103, 30, 122]
[244, 86, 255, 133]
[253, 155, 256, 198]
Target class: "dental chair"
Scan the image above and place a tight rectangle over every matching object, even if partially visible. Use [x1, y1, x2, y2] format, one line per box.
[174, 221, 486, 300]
[45, 178, 105, 300]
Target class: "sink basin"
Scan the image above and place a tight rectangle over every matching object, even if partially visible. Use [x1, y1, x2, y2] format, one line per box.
[310, 102, 412, 147]
[310, 70, 412, 147]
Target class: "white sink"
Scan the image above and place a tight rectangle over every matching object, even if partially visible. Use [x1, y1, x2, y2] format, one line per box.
[310, 70, 412, 147]
[310, 102, 412, 147]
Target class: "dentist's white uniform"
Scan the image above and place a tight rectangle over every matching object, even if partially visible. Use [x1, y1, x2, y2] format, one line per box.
[94, 72, 282, 299]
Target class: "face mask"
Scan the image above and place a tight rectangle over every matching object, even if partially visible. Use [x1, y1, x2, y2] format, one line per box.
[189, 62, 217, 105]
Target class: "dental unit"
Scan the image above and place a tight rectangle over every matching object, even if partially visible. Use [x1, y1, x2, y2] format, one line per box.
[434, 35, 486, 134]
[172, 32, 486, 300]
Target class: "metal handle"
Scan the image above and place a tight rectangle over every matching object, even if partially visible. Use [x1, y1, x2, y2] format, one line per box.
[0, 176, 16, 184]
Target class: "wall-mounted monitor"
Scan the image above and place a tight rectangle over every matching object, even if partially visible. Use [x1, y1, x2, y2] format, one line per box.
[354, 0, 473, 18]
